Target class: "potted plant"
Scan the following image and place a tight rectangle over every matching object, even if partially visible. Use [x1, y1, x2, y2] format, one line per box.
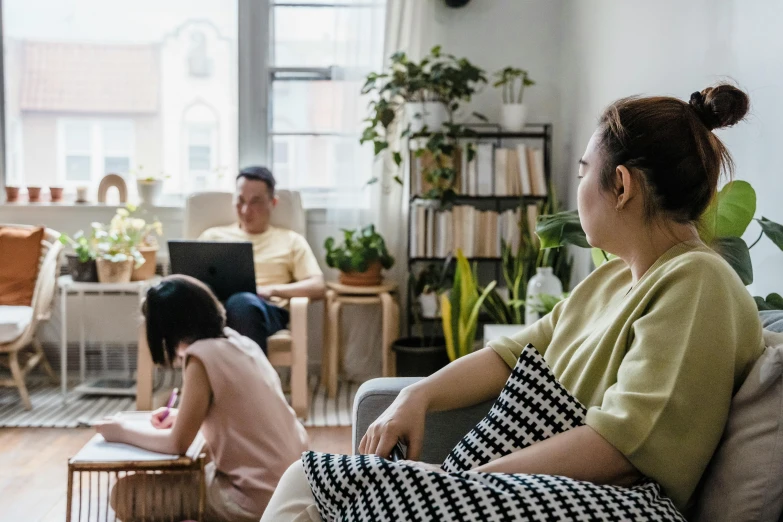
[361, 46, 487, 205]
[412, 261, 453, 318]
[441, 249, 496, 361]
[133, 165, 166, 206]
[324, 224, 395, 287]
[494, 67, 535, 132]
[92, 207, 146, 283]
[49, 186, 64, 202]
[121, 204, 163, 281]
[58, 230, 98, 282]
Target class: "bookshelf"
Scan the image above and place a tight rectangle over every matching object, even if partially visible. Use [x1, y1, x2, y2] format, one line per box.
[406, 123, 553, 336]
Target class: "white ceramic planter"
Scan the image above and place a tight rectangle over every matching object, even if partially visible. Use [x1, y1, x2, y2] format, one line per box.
[524, 267, 563, 325]
[500, 103, 528, 132]
[137, 179, 164, 206]
[418, 292, 440, 318]
[406, 101, 448, 133]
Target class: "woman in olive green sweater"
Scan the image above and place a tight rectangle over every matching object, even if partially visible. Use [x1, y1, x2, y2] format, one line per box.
[263, 83, 763, 520]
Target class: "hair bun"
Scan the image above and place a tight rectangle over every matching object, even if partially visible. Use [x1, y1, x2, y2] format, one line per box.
[689, 84, 749, 130]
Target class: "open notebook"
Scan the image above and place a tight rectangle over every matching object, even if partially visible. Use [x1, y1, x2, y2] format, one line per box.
[71, 411, 206, 463]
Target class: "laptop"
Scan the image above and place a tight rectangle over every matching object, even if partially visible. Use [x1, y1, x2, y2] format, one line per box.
[168, 240, 256, 302]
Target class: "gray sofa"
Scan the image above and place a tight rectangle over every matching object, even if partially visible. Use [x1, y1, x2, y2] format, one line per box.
[352, 310, 783, 463]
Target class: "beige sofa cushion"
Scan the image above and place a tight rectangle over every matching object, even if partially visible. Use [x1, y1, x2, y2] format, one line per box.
[692, 329, 783, 522]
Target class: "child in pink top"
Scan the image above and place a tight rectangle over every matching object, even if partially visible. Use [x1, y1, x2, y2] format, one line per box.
[96, 275, 308, 521]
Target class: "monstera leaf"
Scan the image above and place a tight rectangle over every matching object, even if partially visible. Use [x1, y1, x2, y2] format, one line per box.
[699, 181, 756, 243]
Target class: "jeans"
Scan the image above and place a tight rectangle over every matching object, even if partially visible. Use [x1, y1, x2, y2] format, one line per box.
[224, 292, 290, 354]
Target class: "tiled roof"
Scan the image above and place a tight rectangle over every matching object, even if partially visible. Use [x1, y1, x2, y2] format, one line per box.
[20, 41, 159, 114]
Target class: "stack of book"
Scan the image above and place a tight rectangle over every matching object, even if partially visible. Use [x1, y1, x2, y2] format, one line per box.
[411, 143, 547, 197]
[410, 204, 539, 259]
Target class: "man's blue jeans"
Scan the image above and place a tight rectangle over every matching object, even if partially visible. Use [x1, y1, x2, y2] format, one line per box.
[224, 292, 290, 354]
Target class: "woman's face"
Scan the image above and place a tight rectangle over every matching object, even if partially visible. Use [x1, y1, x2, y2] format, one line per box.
[577, 130, 617, 249]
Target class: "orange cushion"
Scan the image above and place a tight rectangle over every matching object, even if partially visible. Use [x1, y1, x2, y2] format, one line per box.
[0, 226, 44, 306]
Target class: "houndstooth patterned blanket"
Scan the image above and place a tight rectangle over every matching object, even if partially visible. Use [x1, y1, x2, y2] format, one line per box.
[303, 344, 685, 521]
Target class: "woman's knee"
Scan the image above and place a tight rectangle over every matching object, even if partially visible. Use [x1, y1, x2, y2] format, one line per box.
[224, 291, 260, 314]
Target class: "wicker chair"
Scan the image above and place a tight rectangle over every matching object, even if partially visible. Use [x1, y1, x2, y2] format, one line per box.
[0, 226, 63, 409]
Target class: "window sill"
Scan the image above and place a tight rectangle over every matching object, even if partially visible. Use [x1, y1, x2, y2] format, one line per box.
[0, 200, 184, 210]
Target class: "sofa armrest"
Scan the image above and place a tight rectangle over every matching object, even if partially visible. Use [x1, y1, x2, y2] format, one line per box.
[352, 377, 494, 464]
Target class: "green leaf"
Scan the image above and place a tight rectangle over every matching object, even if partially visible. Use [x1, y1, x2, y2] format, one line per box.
[757, 216, 783, 251]
[711, 236, 753, 285]
[374, 141, 389, 156]
[755, 293, 783, 311]
[536, 210, 591, 249]
[366, 177, 379, 185]
[699, 181, 756, 243]
[393, 175, 403, 185]
[393, 152, 402, 166]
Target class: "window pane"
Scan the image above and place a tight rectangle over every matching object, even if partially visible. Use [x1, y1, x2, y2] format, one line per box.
[272, 134, 371, 207]
[273, 6, 385, 67]
[189, 145, 212, 171]
[66, 156, 91, 181]
[3, 0, 238, 193]
[104, 156, 130, 175]
[272, 80, 367, 133]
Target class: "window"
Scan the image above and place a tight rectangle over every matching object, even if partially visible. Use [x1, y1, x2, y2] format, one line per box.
[269, 1, 387, 207]
[3, 0, 237, 197]
[58, 118, 133, 187]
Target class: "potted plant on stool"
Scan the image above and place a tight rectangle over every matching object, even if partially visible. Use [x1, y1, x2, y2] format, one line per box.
[324, 224, 394, 287]
[93, 207, 146, 283]
[59, 230, 98, 282]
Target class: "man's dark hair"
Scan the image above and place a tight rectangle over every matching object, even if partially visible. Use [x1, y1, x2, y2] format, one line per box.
[141, 275, 226, 366]
[237, 166, 276, 195]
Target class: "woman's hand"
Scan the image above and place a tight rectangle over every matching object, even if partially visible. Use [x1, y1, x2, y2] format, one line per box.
[150, 407, 178, 429]
[94, 418, 128, 444]
[359, 387, 429, 460]
[399, 460, 445, 474]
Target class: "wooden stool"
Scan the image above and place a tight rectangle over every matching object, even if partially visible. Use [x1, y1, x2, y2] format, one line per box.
[322, 282, 399, 399]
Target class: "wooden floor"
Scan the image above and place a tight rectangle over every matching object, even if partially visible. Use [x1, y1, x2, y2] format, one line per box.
[0, 426, 352, 522]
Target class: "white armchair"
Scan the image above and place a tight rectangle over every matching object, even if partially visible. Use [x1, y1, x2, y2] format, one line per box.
[182, 190, 311, 418]
[0, 226, 63, 409]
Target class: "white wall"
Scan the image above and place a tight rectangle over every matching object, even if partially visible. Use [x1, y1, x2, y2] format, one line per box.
[558, 0, 783, 293]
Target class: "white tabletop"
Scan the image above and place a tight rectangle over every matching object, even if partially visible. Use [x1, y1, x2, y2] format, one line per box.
[58, 275, 161, 292]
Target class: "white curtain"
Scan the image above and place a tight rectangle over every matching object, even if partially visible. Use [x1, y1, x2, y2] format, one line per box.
[322, 0, 440, 382]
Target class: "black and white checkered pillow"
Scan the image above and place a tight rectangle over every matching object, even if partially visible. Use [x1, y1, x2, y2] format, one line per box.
[302, 344, 685, 521]
[442, 343, 586, 472]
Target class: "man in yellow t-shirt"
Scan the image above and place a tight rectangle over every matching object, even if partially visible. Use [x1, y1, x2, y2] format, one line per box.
[199, 166, 325, 353]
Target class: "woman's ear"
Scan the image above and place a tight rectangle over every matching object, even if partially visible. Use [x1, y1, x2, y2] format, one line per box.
[615, 165, 635, 210]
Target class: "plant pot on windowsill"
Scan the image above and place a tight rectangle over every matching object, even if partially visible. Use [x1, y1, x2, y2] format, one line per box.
[27, 186, 42, 202]
[136, 179, 164, 206]
[66, 255, 98, 283]
[392, 336, 449, 377]
[96, 258, 134, 284]
[131, 246, 158, 281]
[4, 186, 20, 202]
[339, 260, 383, 287]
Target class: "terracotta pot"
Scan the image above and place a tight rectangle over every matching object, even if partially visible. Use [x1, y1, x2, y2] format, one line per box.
[96, 258, 134, 283]
[4, 186, 19, 202]
[131, 247, 158, 281]
[339, 260, 383, 287]
[49, 187, 64, 202]
[67, 255, 98, 283]
[27, 186, 42, 202]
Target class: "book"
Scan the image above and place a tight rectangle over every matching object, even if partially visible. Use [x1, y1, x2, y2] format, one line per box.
[528, 147, 548, 196]
[476, 143, 494, 196]
[507, 148, 521, 196]
[426, 207, 435, 257]
[516, 144, 532, 195]
[494, 148, 508, 196]
[71, 412, 205, 464]
[417, 205, 427, 257]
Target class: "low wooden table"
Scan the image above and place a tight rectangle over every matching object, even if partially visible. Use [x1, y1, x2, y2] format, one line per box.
[67, 412, 207, 521]
[322, 281, 399, 398]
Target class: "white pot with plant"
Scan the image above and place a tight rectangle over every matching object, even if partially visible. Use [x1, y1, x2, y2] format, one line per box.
[405, 99, 449, 134]
[92, 207, 146, 283]
[412, 261, 453, 319]
[494, 67, 535, 132]
[134, 165, 166, 206]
